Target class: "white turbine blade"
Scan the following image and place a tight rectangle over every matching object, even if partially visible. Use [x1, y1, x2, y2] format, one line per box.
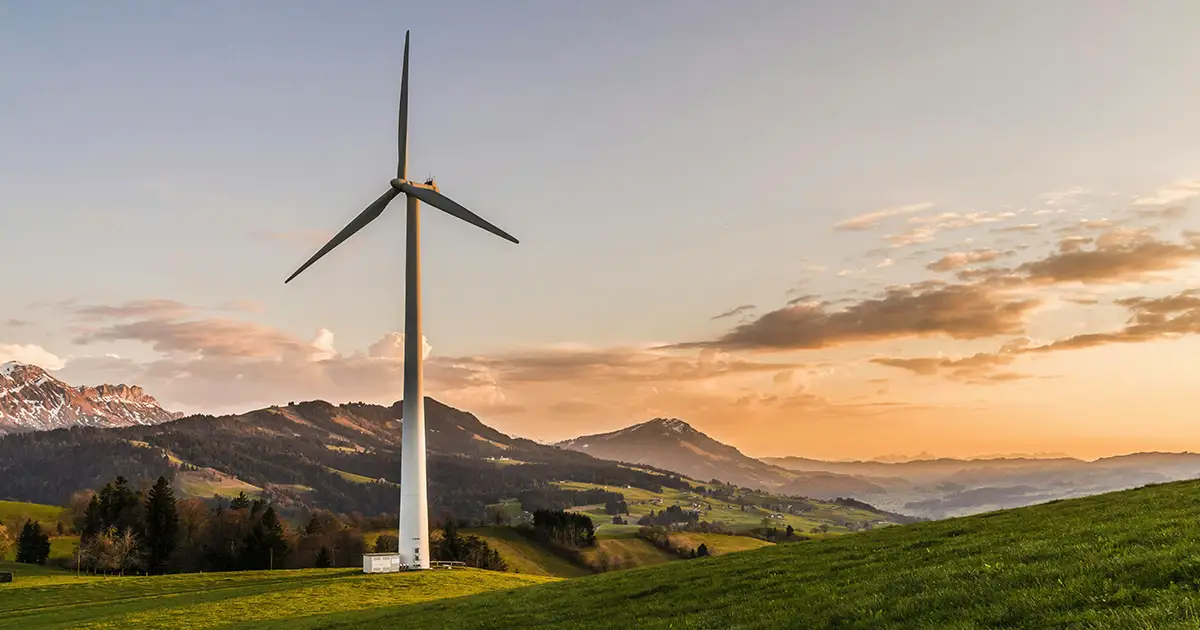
[399, 183, 519, 244]
[284, 187, 402, 283]
[397, 31, 410, 179]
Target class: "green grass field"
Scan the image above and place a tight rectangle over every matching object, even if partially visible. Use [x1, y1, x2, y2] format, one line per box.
[0, 500, 64, 525]
[174, 469, 263, 499]
[668, 532, 774, 556]
[298, 479, 1200, 629]
[465, 526, 591, 578]
[0, 565, 554, 629]
[581, 537, 677, 570]
[554, 480, 889, 535]
[0, 501, 72, 562]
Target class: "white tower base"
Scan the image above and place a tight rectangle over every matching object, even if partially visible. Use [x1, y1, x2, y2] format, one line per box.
[397, 194, 430, 570]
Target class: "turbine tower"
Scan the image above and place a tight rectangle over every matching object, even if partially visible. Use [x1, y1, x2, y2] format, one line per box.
[284, 31, 518, 570]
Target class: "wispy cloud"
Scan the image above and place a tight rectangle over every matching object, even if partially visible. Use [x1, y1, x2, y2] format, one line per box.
[1039, 186, 1090, 206]
[833, 202, 933, 232]
[74, 299, 195, 321]
[927, 249, 1006, 272]
[711, 304, 756, 321]
[884, 211, 1010, 247]
[1132, 177, 1200, 207]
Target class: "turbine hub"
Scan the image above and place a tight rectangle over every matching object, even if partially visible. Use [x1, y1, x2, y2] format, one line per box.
[390, 178, 407, 190]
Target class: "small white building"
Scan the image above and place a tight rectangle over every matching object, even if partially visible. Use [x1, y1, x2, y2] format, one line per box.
[362, 553, 403, 573]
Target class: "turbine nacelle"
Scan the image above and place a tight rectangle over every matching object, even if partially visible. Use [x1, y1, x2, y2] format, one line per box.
[390, 178, 439, 193]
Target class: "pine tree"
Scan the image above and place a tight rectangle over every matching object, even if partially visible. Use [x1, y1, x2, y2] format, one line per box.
[16, 520, 51, 565]
[246, 506, 288, 570]
[229, 492, 251, 511]
[144, 476, 179, 574]
[98, 476, 143, 535]
[315, 546, 332, 568]
[441, 516, 462, 560]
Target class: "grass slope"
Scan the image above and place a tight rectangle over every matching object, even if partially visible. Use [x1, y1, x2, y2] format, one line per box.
[174, 469, 263, 499]
[581, 537, 677, 569]
[465, 527, 591, 578]
[306, 479, 1200, 629]
[0, 566, 554, 630]
[0, 501, 72, 562]
[669, 532, 774, 556]
[0, 500, 63, 525]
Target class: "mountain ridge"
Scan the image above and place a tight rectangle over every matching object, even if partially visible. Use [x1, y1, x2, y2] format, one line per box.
[555, 417, 888, 498]
[0, 361, 182, 434]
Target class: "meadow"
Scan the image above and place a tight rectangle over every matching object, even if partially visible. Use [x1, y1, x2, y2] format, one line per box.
[19, 480, 1200, 628]
[554, 480, 886, 535]
[0, 499, 64, 525]
[0, 565, 553, 629]
[0, 500, 74, 563]
[298, 479, 1200, 629]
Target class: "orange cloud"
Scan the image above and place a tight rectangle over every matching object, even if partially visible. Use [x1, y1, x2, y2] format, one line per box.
[1025, 290, 1200, 353]
[1018, 231, 1200, 284]
[875, 287, 1200, 382]
[833, 202, 933, 231]
[74, 318, 309, 359]
[75, 299, 195, 321]
[682, 282, 1038, 351]
[927, 249, 1007, 272]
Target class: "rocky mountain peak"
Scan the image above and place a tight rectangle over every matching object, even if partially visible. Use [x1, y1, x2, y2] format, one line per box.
[0, 362, 181, 434]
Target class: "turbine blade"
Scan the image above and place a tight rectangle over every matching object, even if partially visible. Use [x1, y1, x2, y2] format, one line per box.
[400, 183, 519, 244]
[397, 31, 410, 179]
[284, 187, 402, 284]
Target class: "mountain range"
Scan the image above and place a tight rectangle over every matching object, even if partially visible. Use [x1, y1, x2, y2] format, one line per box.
[3, 362, 1200, 522]
[0, 362, 181, 434]
[0, 390, 708, 521]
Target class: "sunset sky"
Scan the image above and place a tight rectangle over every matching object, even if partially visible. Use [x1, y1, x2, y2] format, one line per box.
[3, 1, 1200, 460]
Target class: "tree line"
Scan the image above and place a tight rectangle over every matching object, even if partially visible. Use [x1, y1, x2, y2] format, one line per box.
[637, 504, 700, 527]
[59, 475, 397, 574]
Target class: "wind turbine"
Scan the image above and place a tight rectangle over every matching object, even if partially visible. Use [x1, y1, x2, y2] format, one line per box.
[284, 31, 519, 570]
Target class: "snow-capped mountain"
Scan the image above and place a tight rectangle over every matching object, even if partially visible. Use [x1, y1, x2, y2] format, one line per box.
[0, 361, 182, 434]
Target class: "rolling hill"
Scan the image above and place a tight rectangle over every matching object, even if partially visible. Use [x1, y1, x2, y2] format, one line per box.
[299, 478, 1200, 629]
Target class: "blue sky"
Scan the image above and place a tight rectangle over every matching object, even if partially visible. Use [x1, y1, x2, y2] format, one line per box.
[3, 1, 1200, 458]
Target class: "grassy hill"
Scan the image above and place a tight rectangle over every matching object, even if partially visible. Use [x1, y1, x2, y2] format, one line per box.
[0, 565, 554, 629]
[298, 479, 1200, 629]
[0, 500, 64, 525]
[555, 480, 894, 535]
[0, 501, 74, 563]
[465, 527, 592, 578]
